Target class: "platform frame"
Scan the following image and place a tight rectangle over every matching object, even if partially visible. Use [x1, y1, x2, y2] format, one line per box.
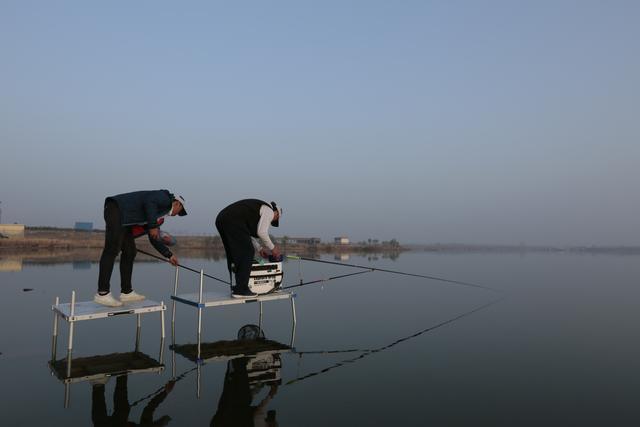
[50, 290, 166, 407]
[169, 266, 297, 398]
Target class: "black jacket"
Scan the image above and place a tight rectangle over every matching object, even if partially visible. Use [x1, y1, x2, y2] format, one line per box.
[107, 190, 174, 228]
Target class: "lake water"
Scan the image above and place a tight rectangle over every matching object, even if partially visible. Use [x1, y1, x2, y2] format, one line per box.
[1, 251, 639, 426]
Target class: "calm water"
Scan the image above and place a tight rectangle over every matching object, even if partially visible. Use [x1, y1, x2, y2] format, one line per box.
[1, 252, 640, 426]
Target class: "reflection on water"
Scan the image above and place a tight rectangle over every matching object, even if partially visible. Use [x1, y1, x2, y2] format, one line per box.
[0, 257, 22, 272]
[91, 375, 174, 427]
[172, 324, 289, 426]
[72, 261, 92, 270]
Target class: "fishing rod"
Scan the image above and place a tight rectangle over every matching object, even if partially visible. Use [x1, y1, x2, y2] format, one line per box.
[137, 248, 229, 285]
[286, 255, 500, 293]
[281, 269, 374, 290]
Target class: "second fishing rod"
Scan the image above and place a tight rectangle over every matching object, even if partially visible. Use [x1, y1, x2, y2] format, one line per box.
[286, 255, 501, 293]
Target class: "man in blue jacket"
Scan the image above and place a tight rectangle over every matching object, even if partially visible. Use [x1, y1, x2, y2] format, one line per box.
[96, 190, 187, 307]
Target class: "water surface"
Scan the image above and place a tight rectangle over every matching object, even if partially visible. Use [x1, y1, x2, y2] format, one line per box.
[1, 252, 639, 426]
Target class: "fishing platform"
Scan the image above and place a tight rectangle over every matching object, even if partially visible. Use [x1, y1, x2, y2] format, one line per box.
[50, 291, 166, 376]
[169, 266, 297, 349]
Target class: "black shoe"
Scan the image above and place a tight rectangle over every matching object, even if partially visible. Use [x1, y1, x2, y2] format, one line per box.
[231, 288, 258, 299]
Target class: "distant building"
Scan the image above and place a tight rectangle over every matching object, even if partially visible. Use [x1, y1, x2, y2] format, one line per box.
[334, 236, 350, 245]
[0, 224, 25, 238]
[74, 222, 93, 231]
[283, 237, 321, 245]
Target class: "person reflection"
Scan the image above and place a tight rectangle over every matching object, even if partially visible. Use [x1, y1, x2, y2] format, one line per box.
[91, 375, 175, 426]
[210, 356, 280, 427]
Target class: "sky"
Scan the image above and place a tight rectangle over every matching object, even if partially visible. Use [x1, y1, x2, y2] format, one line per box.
[1, 1, 638, 245]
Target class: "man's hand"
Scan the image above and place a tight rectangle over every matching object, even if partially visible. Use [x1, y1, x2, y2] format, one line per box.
[259, 249, 270, 259]
[148, 228, 160, 240]
[271, 246, 281, 259]
[169, 255, 179, 266]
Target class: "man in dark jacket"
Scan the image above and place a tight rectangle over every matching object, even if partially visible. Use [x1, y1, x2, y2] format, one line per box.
[96, 190, 187, 307]
[215, 199, 281, 298]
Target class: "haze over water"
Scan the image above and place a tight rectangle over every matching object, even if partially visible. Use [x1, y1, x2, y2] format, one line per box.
[1, 252, 639, 425]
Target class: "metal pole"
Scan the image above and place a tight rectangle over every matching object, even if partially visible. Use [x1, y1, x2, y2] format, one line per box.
[135, 314, 141, 352]
[64, 382, 71, 408]
[197, 269, 204, 360]
[158, 337, 165, 365]
[51, 296, 59, 362]
[171, 346, 176, 378]
[291, 294, 297, 326]
[160, 302, 166, 339]
[66, 291, 76, 378]
[172, 266, 179, 325]
[290, 295, 297, 348]
[259, 301, 263, 330]
[197, 364, 202, 399]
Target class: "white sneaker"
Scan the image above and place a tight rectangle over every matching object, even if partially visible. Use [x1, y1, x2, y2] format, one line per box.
[120, 290, 146, 302]
[94, 293, 123, 307]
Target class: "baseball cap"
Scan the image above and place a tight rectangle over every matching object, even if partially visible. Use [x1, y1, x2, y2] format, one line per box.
[176, 195, 188, 216]
[270, 201, 281, 227]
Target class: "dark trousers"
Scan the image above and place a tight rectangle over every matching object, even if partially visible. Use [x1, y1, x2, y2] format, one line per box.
[98, 200, 136, 294]
[215, 215, 254, 292]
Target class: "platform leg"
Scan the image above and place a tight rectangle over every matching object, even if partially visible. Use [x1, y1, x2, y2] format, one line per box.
[197, 364, 202, 399]
[291, 295, 297, 326]
[171, 345, 176, 379]
[197, 269, 204, 360]
[259, 301, 263, 330]
[135, 314, 142, 352]
[66, 291, 76, 378]
[290, 295, 297, 348]
[51, 297, 59, 362]
[159, 337, 165, 365]
[171, 266, 179, 326]
[64, 382, 71, 408]
[161, 302, 166, 339]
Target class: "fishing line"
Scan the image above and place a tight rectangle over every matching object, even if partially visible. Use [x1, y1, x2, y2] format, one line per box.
[287, 255, 500, 293]
[285, 297, 504, 385]
[137, 248, 229, 285]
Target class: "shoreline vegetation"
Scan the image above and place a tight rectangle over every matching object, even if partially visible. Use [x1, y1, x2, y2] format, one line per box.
[1, 227, 640, 265]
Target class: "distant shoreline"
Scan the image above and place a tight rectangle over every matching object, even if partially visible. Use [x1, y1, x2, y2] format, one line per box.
[0, 227, 405, 261]
[1, 228, 639, 257]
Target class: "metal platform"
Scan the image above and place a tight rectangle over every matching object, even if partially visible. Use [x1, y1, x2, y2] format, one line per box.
[50, 290, 167, 405]
[168, 267, 297, 398]
[53, 299, 165, 321]
[169, 267, 297, 348]
[171, 288, 293, 308]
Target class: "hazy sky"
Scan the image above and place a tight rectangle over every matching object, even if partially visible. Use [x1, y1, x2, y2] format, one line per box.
[1, 1, 638, 245]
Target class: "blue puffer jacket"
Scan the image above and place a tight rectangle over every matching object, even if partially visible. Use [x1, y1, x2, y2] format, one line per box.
[107, 190, 174, 228]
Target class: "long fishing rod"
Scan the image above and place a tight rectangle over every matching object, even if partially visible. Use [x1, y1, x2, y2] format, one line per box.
[286, 255, 500, 293]
[137, 248, 229, 285]
[281, 269, 374, 290]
